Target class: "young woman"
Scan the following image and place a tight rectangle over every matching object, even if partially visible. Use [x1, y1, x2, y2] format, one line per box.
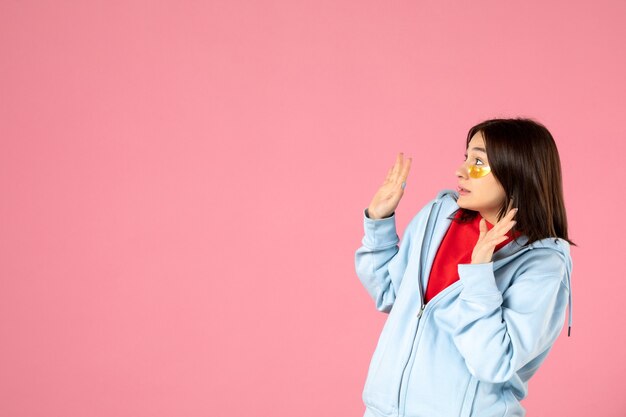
[355, 118, 575, 417]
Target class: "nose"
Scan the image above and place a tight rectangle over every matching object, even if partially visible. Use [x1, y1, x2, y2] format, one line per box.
[456, 161, 469, 179]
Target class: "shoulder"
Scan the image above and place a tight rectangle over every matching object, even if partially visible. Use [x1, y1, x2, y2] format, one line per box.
[436, 188, 459, 201]
[405, 188, 460, 231]
[525, 238, 572, 268]
[411, 188, 455, 217]
[512, 242, 572, 289]
[517, 248, 567, 272]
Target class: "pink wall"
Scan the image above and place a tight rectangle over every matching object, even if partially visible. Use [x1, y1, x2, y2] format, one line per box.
[1, 1, 624, 416]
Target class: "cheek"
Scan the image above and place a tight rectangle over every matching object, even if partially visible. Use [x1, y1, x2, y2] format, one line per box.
[486, 180, 506, 201]
[474, 178, 501, 200]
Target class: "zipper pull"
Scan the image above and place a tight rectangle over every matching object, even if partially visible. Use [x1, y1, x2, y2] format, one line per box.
[417, 304, 425, 319]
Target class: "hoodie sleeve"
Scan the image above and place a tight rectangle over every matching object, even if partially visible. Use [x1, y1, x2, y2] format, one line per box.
[354, 208, 417, 313]
[451, 249, 570, 383]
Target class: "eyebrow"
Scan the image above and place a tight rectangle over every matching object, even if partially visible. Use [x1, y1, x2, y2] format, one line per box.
[465, 147, 487, 154]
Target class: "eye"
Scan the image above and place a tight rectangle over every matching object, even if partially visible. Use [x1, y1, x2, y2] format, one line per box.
[464, 154, 485, 165]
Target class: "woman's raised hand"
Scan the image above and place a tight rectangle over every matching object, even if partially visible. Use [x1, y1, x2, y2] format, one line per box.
[367, 152, 412, 220]
[470, 199, 518, 264]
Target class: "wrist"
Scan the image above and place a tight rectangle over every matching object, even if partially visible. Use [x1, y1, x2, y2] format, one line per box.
[366, 208, 386, 220]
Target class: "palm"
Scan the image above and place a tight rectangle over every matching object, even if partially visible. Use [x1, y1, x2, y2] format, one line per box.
[471, 201, 518, 264]
[368, 152, 412, 219]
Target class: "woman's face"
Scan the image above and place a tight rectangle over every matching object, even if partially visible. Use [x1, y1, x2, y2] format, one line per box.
[456, 131, 507, 225]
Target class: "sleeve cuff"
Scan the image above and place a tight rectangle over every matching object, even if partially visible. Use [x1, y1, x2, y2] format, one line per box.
[458, 262, 502, 300]
[362, 208, 398, 248]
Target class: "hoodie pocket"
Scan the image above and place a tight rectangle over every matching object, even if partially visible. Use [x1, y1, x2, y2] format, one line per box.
[459, 377, 479, 417]
[363, 332, 392, 395]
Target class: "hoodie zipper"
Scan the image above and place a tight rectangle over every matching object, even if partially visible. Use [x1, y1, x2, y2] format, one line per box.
[416, 304, 425, 319]
[396, 197, 443, 413]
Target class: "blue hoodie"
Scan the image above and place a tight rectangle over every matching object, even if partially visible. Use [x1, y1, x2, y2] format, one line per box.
[355, 189, 573, 417]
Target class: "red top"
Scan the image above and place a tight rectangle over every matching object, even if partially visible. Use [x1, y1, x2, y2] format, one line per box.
[423, 210, 521, 304]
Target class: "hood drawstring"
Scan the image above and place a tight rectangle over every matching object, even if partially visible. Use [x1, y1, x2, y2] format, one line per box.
[567, 264, 573, 337]
[556, 238, 573, 338]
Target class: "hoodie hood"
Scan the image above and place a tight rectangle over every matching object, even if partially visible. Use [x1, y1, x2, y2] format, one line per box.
[436, 188, 573, 336]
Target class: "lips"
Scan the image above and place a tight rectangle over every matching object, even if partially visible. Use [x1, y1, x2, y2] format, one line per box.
[457, 185, 471, 193]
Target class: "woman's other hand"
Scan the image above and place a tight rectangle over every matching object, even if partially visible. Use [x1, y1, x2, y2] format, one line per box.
[367, 152, 412, 220]
[471, 200, 518, 264]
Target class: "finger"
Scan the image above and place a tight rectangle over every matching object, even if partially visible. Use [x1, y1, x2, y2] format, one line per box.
[505, 207, 518, 222]
[502, 219, 517, 234]
[507, 204, 517, 216]
[400, 157, 412, 182]
[506, 199, 517, 218]
[494, 216, 515, 233]
[493, 205, 518, 231]
[390, 152, 403, 181]
[485, 233, 511, 248]
[478, 217, 488, 238]
[496, 235, 509, 244]
[384, 166, 393, 183]
[492, 219, 517, 240]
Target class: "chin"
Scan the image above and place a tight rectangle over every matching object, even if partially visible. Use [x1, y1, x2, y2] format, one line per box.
[456, 198, 479, 213]
[456, 195, 468, 208]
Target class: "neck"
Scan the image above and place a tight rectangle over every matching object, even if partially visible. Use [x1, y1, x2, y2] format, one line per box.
[480, 211, 499, 226]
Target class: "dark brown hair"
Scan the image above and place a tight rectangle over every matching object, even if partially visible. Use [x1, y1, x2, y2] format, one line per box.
[450, 117, 576, 247]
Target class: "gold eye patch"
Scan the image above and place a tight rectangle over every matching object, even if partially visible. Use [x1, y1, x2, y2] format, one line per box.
[468, 165, 491, 178]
